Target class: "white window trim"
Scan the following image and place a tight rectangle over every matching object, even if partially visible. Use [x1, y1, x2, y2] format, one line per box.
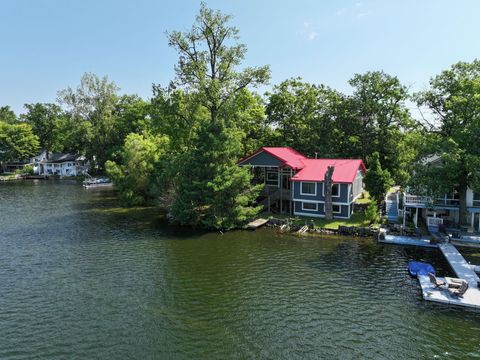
[332, 204, 342, 214]
[265, 167, 280, 187]
[322, 183, 341, 198]
[300, 181, 317, 196]
[292, 198, 351, 206]
[293, 211, 351, 219]
[302, 202, 318, 211]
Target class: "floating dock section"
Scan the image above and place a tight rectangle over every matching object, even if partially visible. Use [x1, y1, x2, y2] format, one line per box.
[378, 234, 437, 248]
[379, 234, 480, 308]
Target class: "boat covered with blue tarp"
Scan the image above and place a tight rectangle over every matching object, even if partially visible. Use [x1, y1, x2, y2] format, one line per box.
[408, 261, 435, 277]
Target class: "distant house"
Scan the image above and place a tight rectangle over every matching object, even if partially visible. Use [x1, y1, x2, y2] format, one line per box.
[33, 152, 88, 176]
[1, 150, 48, 173]
[238, 147, 366, 219]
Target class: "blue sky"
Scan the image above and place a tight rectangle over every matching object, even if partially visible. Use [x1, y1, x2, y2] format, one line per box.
[1, 0, 479, 115]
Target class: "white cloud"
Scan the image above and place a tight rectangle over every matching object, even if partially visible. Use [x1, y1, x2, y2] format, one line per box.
[301, 20, 318, 41]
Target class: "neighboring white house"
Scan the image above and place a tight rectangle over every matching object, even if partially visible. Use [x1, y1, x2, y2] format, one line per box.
[33, 152, 88, 176]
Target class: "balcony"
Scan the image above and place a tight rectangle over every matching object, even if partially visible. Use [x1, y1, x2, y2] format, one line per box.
[403, 194, 460, 208]
[404, 195, 431, 206]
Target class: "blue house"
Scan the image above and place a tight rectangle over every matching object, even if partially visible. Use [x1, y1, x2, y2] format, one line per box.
[238, 147, 366, 219]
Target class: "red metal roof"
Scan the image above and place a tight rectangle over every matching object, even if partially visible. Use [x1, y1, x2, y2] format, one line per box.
[261, 147, 307, 170]
[291, 159, 366, 183]
[238, 147, 365, 183]
[238, 147, 307, 170]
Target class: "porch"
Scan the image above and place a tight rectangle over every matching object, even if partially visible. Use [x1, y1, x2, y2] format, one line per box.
[250, 166, 294, 215]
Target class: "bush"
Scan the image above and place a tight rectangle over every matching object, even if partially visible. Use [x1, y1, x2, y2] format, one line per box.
[365, 202, 379, 224]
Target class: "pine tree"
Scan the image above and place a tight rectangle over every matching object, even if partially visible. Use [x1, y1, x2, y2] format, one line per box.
[364, 152, 394, 204]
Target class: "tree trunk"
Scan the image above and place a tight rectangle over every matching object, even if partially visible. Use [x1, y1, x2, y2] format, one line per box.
[324, 166, 335, 220]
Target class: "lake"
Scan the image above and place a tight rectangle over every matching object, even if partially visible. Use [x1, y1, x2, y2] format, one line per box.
[1, 181, 480, 359]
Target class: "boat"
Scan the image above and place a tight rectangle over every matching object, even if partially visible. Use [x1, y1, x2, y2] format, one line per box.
[408, 261, 435, 277]
[83, 177, 113, 189]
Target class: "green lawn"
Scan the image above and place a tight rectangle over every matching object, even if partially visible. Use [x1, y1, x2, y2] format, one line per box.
[354, 191, 372, 205]
[263, 211, 376, 230]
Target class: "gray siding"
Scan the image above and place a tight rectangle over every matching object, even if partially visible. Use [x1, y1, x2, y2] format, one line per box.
[293, 181, 349, 203]
[239, 151, 283, 167]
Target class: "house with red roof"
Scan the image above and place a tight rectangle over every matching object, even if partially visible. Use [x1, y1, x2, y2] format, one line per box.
[238, 147, 366, 219]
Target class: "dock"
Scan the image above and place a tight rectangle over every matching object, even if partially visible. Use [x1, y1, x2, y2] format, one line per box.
[418, 243, 480, 308]
[439, 243, 480, 287]
[246, 218, 269, 230]
[379, 233, 480, 308]
[379, 234, 438, 248]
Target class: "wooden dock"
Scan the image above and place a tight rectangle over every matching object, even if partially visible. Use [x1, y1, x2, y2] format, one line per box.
[246, 218, 269, 230]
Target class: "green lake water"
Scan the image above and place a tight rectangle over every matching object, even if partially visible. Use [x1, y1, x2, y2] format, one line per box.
[1, 181, 480, 359]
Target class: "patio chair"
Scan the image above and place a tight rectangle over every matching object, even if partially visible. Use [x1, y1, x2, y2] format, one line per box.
[448, 281, 469, 298]
[428, 272, 446, 288]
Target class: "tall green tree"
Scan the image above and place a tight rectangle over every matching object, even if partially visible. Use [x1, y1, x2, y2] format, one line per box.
[106, 133, 169, 205]
[21, 103, 67, 152]
[0, 106, 17, 124]
[265, 78, 345, 157]
[412, 60, 480, 224]
[166, 2, 269, 229]
[364, 152, 394, 205]
[167, 2, 270, 125]
[150, 86, 207, 152]
[347, 71, 415, 184]
[0, 122, 39, 170]
[220, 88, 270, 155]
[57, 72, 120, 170]
[170, 121, 263, 229]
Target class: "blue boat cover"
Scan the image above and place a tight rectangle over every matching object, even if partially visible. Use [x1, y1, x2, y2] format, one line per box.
[408, 261, 435, 277]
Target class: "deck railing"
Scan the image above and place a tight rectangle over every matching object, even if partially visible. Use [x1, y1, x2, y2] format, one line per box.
[404, 194, 461, 207]
[404, 195, 431, 205]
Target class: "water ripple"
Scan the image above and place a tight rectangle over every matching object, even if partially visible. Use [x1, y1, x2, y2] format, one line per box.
[1, 182, 480, 359]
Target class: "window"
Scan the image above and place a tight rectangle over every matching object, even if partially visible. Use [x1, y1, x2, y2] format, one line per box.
[332, 184, 339, 197]
[266, 171, 278, 181]
[332, 205, 341, 214]
[474, 192, 480, 207]
[265, 168, 279, 187]
[301, 182, 316, 196]
[302, 202, 318, 211]
[323, 183, 341, 197]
